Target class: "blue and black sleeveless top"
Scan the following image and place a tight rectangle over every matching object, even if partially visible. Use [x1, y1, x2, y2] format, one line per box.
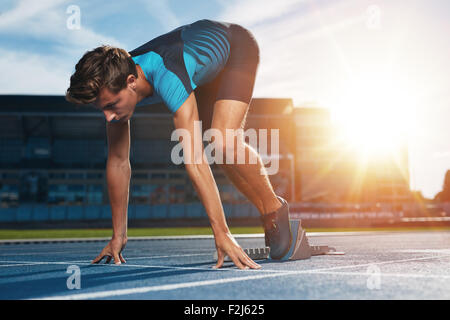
[129, 19, 232, 113]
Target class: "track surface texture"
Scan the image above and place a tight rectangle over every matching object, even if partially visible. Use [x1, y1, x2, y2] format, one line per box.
[0, 231, 449, 300]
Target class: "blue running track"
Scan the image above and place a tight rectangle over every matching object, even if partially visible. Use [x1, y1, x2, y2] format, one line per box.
[0, 231, 449, 300]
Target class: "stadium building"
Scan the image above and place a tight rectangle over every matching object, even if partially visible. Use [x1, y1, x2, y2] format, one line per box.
[0, 95, 295, 223]
[0, 95, 413, 225]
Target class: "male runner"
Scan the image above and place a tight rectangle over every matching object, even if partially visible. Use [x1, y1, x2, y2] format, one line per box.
[66, 19, 292, 270]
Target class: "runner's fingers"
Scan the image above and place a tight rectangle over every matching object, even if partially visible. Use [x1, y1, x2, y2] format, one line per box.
[213, 250, 225, 269]
[92, 253, 106, 264]
[230, 253, 247, 270]
[113, 253, 121, 265]
[240, 250, 261, 269]
[241, 254, 261, 269]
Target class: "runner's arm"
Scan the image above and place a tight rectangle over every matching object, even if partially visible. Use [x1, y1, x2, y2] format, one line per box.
[172, 92, 230, 235]
[105, 120, 131, 240]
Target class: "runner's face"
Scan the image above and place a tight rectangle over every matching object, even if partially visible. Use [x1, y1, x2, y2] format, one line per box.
[95, 84, 138, 123]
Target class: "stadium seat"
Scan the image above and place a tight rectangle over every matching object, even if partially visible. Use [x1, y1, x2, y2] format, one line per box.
[134, 205, 151, 219]
[100, 205, 111, 220]
[25, 138, 51, 159]
[168, 204, 185, 218]
[66, 206, 83, 220]
[53, 139, 106, 164]
[33, 205, 50, 221]
[16, 205, 33, 221]
[0, 208, 17, 222]
[185, 203, 205, 218]
[49, 206, 66, 221]
[85, 205, 101, 220]
[0, 139, 22, 163]
[151, 204, 168, 219]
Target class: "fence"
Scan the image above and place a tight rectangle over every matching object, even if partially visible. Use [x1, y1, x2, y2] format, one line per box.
[1, 202, 447, 224]
[0, 203, 260, 223]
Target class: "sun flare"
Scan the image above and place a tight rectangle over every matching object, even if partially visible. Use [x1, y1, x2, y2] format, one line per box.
[331, 70, 416, 158]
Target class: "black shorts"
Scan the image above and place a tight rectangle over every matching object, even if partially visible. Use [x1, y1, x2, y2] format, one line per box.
[194, 24, 260, 131]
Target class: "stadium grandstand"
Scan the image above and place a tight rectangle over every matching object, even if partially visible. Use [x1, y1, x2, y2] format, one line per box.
[1, 94, 437, 228]
[0, 95, 295, 225]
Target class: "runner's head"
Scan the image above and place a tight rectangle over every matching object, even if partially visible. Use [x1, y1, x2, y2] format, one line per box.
[66, 45, 139, 123]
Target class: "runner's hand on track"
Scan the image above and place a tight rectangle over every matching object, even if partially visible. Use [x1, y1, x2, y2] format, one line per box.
[92, 236, 127, 265]
[213, 232, 261, 270]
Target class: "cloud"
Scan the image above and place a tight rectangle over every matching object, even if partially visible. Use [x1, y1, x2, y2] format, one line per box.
[214, 0, 368, 104]
[139, 0, 181, 31]
[0, 0, 123, 55]
[0, 0, 126, 95]
[216, 0, 305, 27]
[0, 48, 70, 94]
[0, 0, 67, 28]
[433, 152, 450, 159]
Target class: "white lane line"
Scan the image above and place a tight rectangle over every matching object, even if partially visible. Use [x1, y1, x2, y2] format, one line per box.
[0, 263, 48, 268]
[259, 253, 450, 274]
[0, 251, 90, 257]
[67, 252, 213, 262]
[0, 252, 214, 267]
[0, 249, 214, 257]
[0, 231, 401, 245]
[125, 253, 212, 260]
[311, 271, 450, 279]
[36, 272, 293, 300]
[0, 260, 92, 267]
[0, 259, 223, 272]
[36, 268, 450, 300]
[0, 235, 237, 244]
[3, 251, 450, 273]
[34, 253, 450, 300]
[92, 263, 227, 272]
[393, 249, 450, 254]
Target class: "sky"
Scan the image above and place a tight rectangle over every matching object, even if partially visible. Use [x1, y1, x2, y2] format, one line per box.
[0, 0, 449, 199]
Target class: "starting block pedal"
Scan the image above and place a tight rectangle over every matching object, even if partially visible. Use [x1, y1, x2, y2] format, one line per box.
[213, 246, 270, 262]
[278, 219, 345, 261]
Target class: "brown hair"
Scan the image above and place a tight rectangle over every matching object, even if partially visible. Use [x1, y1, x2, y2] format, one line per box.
[65, 45, 137, 105]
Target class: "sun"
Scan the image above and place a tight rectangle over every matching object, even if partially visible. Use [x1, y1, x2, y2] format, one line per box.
[331, 70, 416, 159]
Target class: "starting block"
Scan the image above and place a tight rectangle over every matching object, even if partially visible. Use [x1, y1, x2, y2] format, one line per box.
[277, 219, 345, 261]
[213, 219, 344, 262]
